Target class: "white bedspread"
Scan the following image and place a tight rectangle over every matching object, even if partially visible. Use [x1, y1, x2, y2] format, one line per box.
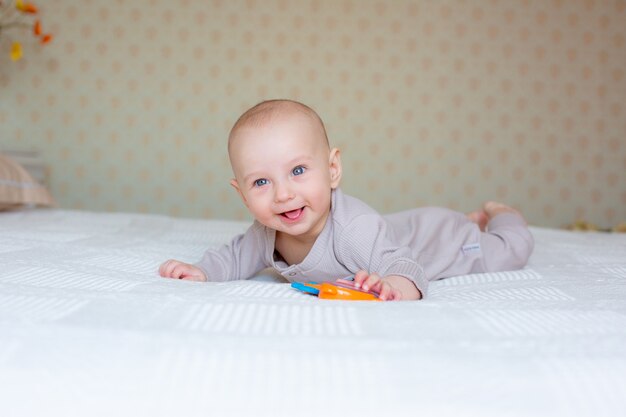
[1, 209, 625, 417]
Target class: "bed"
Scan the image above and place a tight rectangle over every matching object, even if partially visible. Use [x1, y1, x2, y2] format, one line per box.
[1, 208, 625, 417]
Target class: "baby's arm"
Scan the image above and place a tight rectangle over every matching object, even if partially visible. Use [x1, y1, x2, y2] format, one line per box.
[335, 213, 428, 300]
[159, 222, 270, 283]
[349, 271, 422, 301]
[159, 259, 208, 281]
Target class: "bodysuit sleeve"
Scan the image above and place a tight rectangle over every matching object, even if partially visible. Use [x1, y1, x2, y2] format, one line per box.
[194, 222, 270, 282]
[334, 214, 429, 297]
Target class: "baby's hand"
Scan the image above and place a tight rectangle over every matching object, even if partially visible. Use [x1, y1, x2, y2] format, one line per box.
[159, 259, 208, 281]
[349, 270, 422, 301]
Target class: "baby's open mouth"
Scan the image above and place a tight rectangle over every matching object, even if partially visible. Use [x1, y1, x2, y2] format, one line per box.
[280, 207, 304, 220]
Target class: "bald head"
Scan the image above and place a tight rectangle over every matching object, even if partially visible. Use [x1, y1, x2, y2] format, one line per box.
[226, 99, 343, 209]
[228, 99, 329, 156]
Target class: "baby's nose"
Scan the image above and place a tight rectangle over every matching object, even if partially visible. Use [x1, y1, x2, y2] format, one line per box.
[274, 181, 295, 202]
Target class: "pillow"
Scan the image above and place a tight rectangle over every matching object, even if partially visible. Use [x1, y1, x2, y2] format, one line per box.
[0, 153, 55, 210]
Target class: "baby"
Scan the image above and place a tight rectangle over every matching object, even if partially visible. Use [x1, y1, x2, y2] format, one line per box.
[159, 99, 534, 300]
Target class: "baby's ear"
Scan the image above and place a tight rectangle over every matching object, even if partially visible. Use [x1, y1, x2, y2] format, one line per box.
[329, 148, 342, 189]
[230, 178, 248, 206]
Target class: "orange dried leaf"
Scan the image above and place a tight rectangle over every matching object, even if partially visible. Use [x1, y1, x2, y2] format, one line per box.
[41, 34, 53, 44]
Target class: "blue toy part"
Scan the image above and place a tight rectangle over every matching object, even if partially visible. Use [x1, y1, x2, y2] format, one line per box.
[290, 282, 320, 295]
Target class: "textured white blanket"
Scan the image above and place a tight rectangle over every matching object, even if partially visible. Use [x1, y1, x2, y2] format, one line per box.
[1, 209, 625, 417]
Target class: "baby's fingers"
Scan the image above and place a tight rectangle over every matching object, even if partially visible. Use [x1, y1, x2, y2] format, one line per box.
[159, 259, 180, 278]
[377, 283, 403, 301]
[352, 270, 370, 288]
[361, 273, 382, 292]
[171, 264, 190, 279]
[378, 282, 393, 301]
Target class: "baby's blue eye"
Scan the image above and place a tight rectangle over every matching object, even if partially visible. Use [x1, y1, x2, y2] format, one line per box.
[254, 178, 268, 187]
[292, 166, 305, 176]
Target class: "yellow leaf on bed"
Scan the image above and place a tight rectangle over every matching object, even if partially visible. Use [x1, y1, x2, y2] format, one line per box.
[10, 42, 23, 61]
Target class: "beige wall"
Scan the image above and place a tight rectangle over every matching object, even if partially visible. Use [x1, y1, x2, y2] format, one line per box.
[1, 0, 625, 228]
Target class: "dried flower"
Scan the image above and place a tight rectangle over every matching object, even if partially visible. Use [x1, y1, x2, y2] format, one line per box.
[0, 0, 52, 61]
[16, 1, 38, 14]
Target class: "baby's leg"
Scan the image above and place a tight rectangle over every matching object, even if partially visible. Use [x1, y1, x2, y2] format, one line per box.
[479, 203, 533, 272]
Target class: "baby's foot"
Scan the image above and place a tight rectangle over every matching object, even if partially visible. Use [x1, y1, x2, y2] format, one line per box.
[466, 210, 489, 232]
[483, 201, 525, 223]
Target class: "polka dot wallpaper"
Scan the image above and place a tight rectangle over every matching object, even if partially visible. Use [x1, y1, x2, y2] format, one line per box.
[0, 0, 624, 228]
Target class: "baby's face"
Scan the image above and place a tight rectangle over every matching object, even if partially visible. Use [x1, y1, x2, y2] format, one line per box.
[229, 113, 341, 240]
